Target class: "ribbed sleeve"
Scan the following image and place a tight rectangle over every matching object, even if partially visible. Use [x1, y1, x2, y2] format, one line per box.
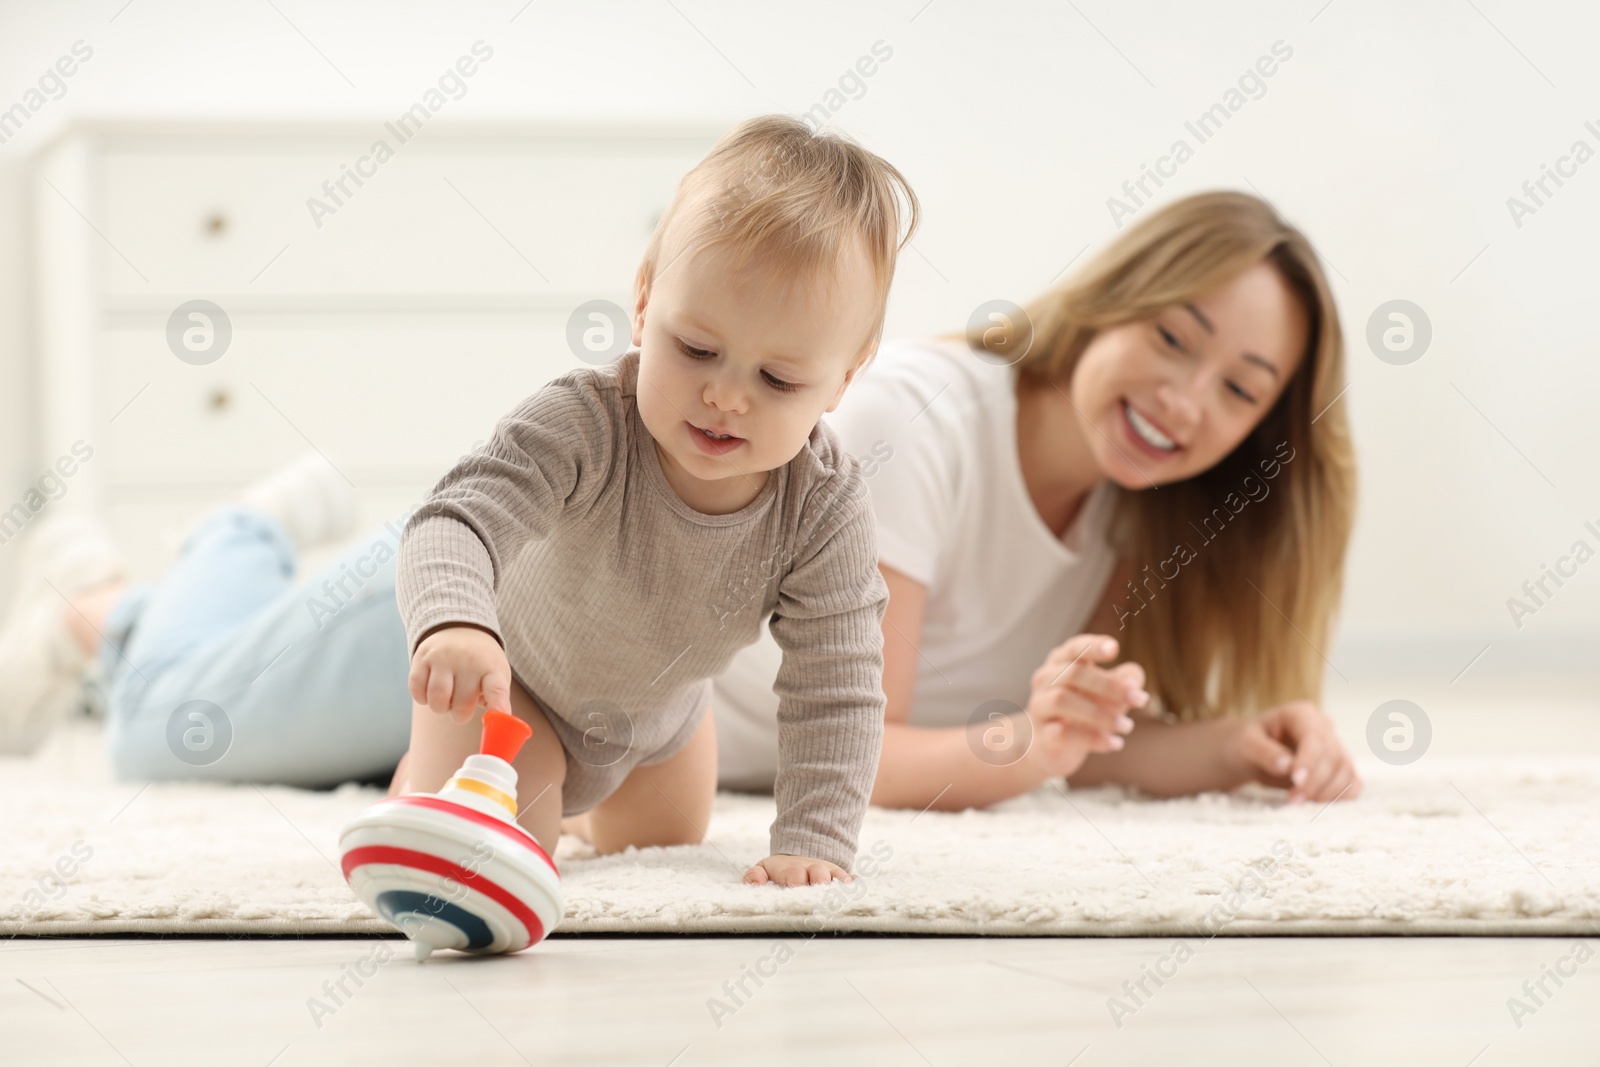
[766, 472, 889, 869]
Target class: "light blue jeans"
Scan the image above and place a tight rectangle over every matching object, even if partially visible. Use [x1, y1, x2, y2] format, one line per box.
[100, 506, 416, 788]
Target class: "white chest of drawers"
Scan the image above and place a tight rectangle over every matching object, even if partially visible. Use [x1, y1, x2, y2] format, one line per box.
[32, 121, 722, 579]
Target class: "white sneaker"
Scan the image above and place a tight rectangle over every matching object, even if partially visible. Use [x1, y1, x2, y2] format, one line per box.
[0, 512, 126, 755]
[234, 450, 358, 551]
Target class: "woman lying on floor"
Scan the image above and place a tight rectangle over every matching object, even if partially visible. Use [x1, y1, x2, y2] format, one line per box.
[0, 190, 1359, 822]
[714, 189, 1362, 810]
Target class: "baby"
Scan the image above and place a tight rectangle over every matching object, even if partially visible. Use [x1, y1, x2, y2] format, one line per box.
[389, 115, 920, 887]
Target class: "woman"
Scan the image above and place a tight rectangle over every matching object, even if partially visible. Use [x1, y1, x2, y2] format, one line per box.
[715, 189, 1362, 809]
[0, 190, 1358, 812]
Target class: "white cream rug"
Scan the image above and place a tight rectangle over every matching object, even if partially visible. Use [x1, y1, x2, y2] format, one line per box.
[3, 721, 1597, 937]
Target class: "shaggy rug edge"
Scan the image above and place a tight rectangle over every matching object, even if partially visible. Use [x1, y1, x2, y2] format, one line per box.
[5, 916, 1597, 938]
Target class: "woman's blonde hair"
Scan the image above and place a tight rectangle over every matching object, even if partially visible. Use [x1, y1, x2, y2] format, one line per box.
[636, 114, 920, 363]
[954, 190, 1357, 721]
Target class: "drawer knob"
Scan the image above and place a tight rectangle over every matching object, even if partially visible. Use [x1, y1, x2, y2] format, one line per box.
[208, 387, 231, 412]
[204, 212, 228, 237]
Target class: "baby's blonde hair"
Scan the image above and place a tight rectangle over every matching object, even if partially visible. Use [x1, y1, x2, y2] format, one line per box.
[635, 114, 920, 364]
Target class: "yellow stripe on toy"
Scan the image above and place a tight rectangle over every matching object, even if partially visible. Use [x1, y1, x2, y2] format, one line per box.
[443, 775, 517, 817]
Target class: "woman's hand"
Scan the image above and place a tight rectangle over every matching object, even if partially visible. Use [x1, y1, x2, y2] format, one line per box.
[1223, 700, 1362, 804]
[1027, 634, 1148, 754]
[1024, 717, 1100, 780]
[409, 624, 513, 725]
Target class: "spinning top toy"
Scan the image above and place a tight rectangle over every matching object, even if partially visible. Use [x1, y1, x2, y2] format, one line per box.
[339, 710, 563, 961]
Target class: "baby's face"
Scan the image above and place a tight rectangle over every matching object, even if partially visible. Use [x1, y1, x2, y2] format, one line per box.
[631, 239, 880, 508]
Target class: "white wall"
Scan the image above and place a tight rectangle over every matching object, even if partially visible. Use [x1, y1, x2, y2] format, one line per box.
[1, 0, 1596, 681]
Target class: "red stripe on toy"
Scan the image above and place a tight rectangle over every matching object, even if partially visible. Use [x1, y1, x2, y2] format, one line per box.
[342, 845, 547, 947]
[386, 795, 559, 875]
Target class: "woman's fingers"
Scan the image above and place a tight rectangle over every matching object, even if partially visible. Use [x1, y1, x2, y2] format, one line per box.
[1117, 659, 1147, 692]
[1033, 636, 1148, 729]
[1299, 758, 1346, 803]
[1063, 671, 1145, 725]
[1044, 633, 1118, 671]
[1072, 720, 1122, 757]
[1299, 740, 1351, 802]
[1062, 660, 1147, 710]
[1108, 662, 1149, 705]
[1271, 703, 1348, 802]
[1032, 684, 1131, 736]
[1310, 758, 1360, 804]
[1236, 724, 1295, 783]
[1287, 728, 1329, 802]
[1039, 717, 1121, 760]
[1249, 702, 1364, 805]
[1038, 636, 1121, 694]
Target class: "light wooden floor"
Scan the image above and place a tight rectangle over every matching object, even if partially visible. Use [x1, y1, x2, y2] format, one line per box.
[5, 670, 1597, 1063]
[5, 934, 1598, 1064]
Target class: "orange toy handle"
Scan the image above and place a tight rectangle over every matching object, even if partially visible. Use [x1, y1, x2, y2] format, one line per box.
[480, 709, 533, 763]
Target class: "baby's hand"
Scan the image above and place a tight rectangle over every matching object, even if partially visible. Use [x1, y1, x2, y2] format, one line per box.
[743, 854, 854, 886]
[409, 624, 513, 725]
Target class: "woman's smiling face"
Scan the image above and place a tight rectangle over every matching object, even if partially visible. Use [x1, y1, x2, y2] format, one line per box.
[1069, 259, 1310, 488]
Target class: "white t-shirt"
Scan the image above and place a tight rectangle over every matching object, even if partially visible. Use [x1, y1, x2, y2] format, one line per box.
[713, 336, 1121, 790]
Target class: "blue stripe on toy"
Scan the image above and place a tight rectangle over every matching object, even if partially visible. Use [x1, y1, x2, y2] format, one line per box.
[374, 889, 495, 951]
